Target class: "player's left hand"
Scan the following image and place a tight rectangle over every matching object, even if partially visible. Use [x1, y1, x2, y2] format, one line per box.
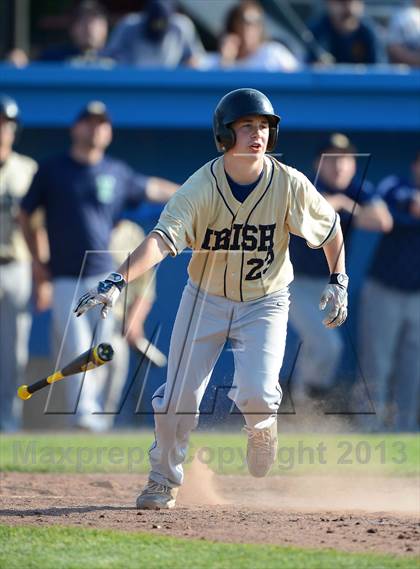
[74, 272, 126, 319]
[319, 273, 349, 328]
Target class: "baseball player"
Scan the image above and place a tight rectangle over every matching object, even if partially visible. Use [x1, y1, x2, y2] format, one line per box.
[75, 88, 348, 509]
[0, 95, 38, 431]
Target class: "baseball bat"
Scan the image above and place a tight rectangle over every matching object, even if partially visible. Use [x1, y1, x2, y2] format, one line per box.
[17, 343, 114, 400]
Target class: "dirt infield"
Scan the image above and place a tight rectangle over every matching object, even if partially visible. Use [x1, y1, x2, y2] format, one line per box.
[1, 462, 419, 557]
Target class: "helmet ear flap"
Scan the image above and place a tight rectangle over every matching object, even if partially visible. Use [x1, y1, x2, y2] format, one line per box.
[266, 114, 280, 152]
[267, 126, 278, 153]
[215, 124, 236, 153]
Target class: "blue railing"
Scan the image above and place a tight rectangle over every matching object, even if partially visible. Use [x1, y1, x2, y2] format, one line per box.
[1, 64, 419, 130]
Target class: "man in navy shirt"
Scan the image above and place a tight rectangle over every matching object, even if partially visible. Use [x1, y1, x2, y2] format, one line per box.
[19, 101, 177, 430]
[307, 0, 385, 64]
[358, 152, 420, 432]
[288, 134, 392, 405]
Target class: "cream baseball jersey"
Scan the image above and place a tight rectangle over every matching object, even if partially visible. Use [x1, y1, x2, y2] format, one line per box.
[0, 152, 38, 262]
[153, 155, 338, 302]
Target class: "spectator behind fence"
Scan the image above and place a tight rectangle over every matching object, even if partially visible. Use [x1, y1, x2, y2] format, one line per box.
[307, 0, 385, 64]
[38, 0, 112, 65]
[387, 0, 420, 67]
[19, 101, 178, 431]
[0, 96, 38, 432]
[288, 134, 393, 404]
[357, 152, 420, 432]
[102, 0, 204, 68]
[201, 0, 300, 71]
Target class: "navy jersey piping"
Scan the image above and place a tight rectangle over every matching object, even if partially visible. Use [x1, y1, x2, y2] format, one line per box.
[210, 158, 236, 298]
[239, 158, 275, 301]
[154, 228, 178, 255]
[210, 159, 235, 217]
[317, 212, 338, 249]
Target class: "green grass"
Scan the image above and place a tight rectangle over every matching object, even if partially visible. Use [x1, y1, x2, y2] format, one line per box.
[0, 525, 416, 569]
[1, 431, 418, 476]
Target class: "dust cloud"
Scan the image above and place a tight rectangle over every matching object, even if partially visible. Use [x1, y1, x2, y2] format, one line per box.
[179, 451, 229, 506]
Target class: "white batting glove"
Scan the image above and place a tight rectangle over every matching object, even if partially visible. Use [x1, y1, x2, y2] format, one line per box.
[319, 273, 349, 328]
[74, 272, 126, 319]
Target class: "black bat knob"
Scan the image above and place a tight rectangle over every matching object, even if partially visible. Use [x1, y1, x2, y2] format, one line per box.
[97, 343, 114, 362]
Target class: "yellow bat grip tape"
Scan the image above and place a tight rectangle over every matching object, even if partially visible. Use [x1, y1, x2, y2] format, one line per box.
[80, 346, 107, 372]
[47, 371, 65, 384]
[92, 345, 107, 365]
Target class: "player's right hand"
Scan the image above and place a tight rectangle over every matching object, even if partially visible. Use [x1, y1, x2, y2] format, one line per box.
[74, 272, 126, 319]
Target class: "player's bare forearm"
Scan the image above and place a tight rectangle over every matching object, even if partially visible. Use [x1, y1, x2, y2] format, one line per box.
[324, 193, 357, 215]
[124, 297, 153, 344]
[18, 210, 43, 264]
[145, 177, 179, 202]
[322, 228, 346, 275]
[355, 201, 393, 232]
[18, 209, 51, 283]
[74, 232, 168, 318]
[118, 232, 170, 284]
[388, 43, 420, 67]
[128, 296, 152, 330]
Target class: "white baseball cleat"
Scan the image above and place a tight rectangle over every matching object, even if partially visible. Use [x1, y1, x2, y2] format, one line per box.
[136, 479, 178, 510]
[244, 420, 278, 478]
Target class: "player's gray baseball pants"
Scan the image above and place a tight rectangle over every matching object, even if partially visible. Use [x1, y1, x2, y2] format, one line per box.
[0, 261, 31, 432]
[358, 279, 420, 432]
[149, 279, 290, 487]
